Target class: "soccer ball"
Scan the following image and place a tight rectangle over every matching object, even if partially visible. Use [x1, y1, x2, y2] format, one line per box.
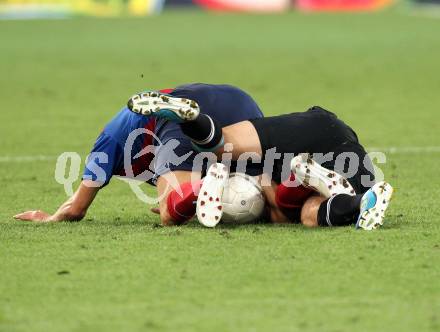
[221, 173, 265, 224]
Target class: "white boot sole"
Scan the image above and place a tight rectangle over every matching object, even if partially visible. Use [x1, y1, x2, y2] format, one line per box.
[356, 181, 394, 230]
[291, 153, 356, 198]
[196, 163, 229, 228]
[128, 91, 200, 121]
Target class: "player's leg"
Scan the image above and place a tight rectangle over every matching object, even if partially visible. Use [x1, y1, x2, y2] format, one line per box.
[301, 194, 363, 228]
[179, 118, 263, 158]
[127, 91, 263, 157]
[275, 151, 359, 213]
[294, 147, 393, 229]
[300, 182, 393, 230]
[290, 153, 356, 197]
[281, 154, 357, 226]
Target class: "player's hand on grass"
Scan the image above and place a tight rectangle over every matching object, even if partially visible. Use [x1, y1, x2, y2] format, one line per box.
[13, 210, 52, 222]
[12, 183, 100, 223]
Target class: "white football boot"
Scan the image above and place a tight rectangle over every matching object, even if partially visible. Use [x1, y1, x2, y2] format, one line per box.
[196, 163, 229, 228]
[127, 91, 200, 122]
[291, 153, 356, 198]
[356, 181, 394, 230]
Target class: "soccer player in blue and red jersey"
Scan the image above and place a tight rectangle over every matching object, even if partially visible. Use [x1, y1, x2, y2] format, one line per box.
[14, 83, 265, 225]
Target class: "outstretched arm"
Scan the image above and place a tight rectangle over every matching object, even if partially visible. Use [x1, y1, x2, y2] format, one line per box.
[14, 180, 100, 223]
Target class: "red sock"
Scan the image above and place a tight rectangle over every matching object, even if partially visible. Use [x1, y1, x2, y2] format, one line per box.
[275, 173, 313, 209]
[167, 180, 203, 223]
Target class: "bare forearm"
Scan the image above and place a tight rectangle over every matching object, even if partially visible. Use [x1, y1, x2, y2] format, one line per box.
[14, 181, 99, 223]
[48, 198, 87, 222]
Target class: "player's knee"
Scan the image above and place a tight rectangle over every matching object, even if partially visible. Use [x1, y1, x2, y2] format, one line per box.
[300, 196, 324, 228]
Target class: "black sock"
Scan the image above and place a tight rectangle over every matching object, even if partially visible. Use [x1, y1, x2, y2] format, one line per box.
[317, 194, 363, 227]
[180, 114, 224, 151]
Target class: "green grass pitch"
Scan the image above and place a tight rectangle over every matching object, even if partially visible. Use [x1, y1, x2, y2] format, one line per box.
[0, 8, 439, 332]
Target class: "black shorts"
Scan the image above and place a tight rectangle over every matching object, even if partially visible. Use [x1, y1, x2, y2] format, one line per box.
[249, 106, 375, 193]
